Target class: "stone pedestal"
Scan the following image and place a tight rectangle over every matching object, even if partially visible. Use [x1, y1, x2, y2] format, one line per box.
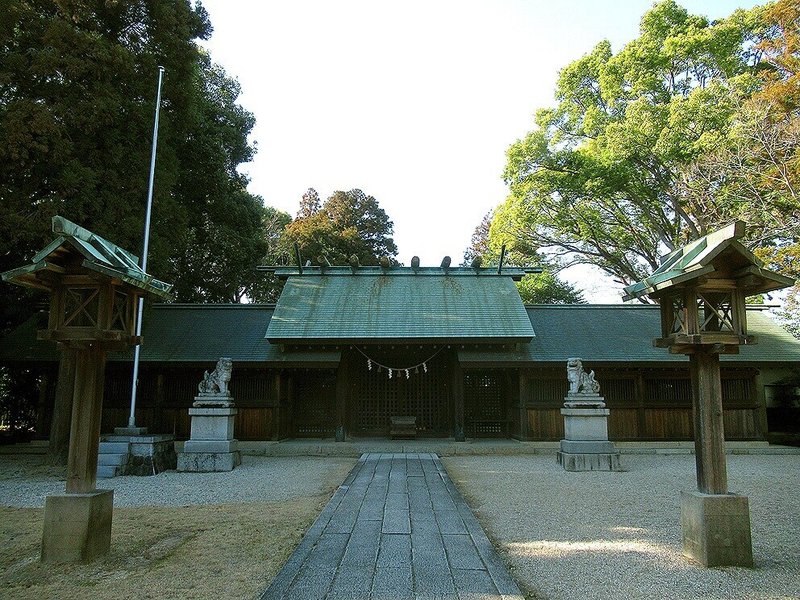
[102, 432, 177, 476]
[113, 426, 148, 436]
[558, 395, 622, 471]
[41, 490, 113, 563]
[177, 395, 240, 472]
[681, 490, 753, 567]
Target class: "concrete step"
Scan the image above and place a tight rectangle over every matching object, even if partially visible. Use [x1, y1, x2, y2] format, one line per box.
[98, 452, 128, 467]
[99, 441, 130, 454]
[97, 465, 120, 479]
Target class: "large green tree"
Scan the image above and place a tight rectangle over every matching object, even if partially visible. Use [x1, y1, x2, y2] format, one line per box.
[281, 188, 398, 266]
[678, 0, 799, 278]
[496, 0, 769, 292]
[0, 0, 275, 326]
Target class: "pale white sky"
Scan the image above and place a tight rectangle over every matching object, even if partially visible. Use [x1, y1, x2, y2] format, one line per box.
[199, 0, 761, 302]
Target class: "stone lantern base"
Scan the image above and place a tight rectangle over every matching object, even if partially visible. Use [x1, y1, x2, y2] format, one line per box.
[41, 490, 114, 563]
[680, 491, 753, 567]
[177, 395, 241, 472]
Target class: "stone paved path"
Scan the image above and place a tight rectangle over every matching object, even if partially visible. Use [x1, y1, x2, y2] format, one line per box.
[260, 452, 523, 600]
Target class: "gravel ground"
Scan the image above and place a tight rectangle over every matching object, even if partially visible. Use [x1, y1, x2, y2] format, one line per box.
[0, 455, 356, 508]
[3, 453, 798, 599]
[444, 454, 800, 600]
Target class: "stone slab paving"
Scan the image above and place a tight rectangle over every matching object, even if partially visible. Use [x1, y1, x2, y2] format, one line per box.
[260, 452, 523, 600]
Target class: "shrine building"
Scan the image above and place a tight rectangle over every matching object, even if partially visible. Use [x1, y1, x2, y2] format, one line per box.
[3, 260, 800, 443]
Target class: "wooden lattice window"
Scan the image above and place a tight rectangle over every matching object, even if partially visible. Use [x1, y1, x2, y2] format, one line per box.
[645, 378, 691, 406]
[294, 374, 334, 437]
[465, 372, 505, 437]
[352, 351, 449, 435]
[602, 378, 637, 406]
[722, 378, 754, 407]
[526, 378, 568, 406]
[668, 295, 688, 334]
[699, 291, 736, 333]
[110, 290, 131, 332]
[63, 287, 100, 327]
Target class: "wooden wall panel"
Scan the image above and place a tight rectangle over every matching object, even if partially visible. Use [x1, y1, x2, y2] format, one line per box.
[527, 408, 563, 440]
[643, 408, 692, 439]
[608, 408, 639, 439]
[723, 409, 758, 439]
[236, 408, 272, 440]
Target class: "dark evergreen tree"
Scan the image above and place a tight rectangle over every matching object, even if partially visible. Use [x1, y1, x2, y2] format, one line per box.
[0, 0, 278, 326]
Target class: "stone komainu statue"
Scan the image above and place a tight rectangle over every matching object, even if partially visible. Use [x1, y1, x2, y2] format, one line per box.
[566, 357, 600, 395]
[198, 357, 233, 396]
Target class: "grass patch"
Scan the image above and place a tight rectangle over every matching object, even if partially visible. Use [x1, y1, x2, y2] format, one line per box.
[1, 496, 329, 599]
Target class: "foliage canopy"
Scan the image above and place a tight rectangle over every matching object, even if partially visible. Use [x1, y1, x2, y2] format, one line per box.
[280, 188, 398, 266]
[496, 0, 799, 301]
[0, 0, 286, 327]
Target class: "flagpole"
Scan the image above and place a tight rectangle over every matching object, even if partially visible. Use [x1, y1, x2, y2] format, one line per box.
[128, 66, 165, 430]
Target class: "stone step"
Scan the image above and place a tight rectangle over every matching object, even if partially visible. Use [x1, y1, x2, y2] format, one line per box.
[96, 465, 120, 479]
[98, 441, 129, 454]
[98, 452, 128, 467]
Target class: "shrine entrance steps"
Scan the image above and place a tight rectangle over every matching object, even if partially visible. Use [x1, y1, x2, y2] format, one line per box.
[260, 452, 523, 600]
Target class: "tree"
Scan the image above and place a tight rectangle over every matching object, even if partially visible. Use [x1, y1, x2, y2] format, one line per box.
[677, 0, 800, 278]
[281, 189, 398, 265]
[463, 211, 585, 304]
[677, 97, 799, 273]
[463, 211, 494, 266]
[297, 188, 321, 218]
[497, 1, 767, 293]
[776, 284, 800, 339]
[0, 0, 275, 325]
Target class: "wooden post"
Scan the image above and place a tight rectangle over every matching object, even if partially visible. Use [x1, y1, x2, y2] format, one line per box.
[635, 370, 646, 439]
[689, 349, 727, 494]
[517, 370, 532, 441]
[753, 370, 769, 441]
[152, 371, 165, 432]
[35, 370, 51, 439]
[335, 361, 348, 442]
[65, 346, 107, 494]
[271, 372, 282, 441]
[452, 355, 465, 442]
[48, 349, 76, 464]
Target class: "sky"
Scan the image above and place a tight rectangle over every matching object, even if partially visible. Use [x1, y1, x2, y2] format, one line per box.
[199, 0, 762, 302]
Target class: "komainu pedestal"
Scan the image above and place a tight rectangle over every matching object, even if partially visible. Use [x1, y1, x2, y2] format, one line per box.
[557, 358, 622, 472]
[177, 358, 241, 472]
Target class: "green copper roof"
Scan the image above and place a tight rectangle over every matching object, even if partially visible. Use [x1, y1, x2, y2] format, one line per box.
[1, 216, 172, 299]
[0, 305, 339, 365]
[266, 274, 535, 343]
[2, 304, 797, 366]
[263, 265, 539, 281]
[623, 221, 794, 301]
[458, 305, 800, 364]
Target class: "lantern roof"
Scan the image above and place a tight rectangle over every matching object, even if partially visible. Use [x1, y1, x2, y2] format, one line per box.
[1, 216, 173, 299]
[622, 221, 794, 302]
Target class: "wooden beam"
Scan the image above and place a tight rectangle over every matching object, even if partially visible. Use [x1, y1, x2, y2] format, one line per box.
[689, 350, 728, 494]
[65, 346, 107, 494]
[48, 349, 76, 465]
[335, 356, 349, 442]
[452, 354, 465, 442]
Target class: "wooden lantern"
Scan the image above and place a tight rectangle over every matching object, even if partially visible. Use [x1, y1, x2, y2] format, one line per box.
[2, 216, 171, 562]
[624, 221, 794, 567]
[626, 222, 792, 355]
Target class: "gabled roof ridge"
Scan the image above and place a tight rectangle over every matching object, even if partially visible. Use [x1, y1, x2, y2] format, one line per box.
[152, 303, 276, 309]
